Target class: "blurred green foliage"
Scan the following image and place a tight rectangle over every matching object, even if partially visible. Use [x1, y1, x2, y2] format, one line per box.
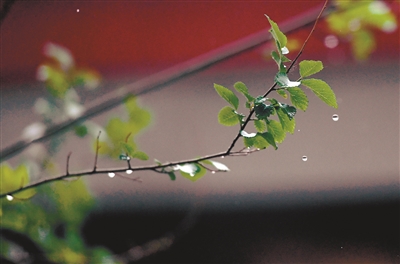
[326, 0, 397, 60]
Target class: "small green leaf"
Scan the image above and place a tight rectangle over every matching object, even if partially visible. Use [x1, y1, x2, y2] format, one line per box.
[275, 72, 301, 88]
[179, 163, 207, 182]
[301, 78, 338, 108]
[131, 151, 149, 161]
[299, 60, 324, 78]
[120, 142, 135, 156]
[243, 137, 255, 148]
[265, 15, 287, 49]
[287, 87, 309, 111]
[234, 82, 254, 102]
[74, 125, 88, 137]
[260, 132, 278, 150]
[267, 120, 286, 143]
[124, 94, 152, 133]
[214, 83, 239, 110]
[253, 134, 270, 149]
[218, 106, 240, 126]
[254, 103, 274, 120]
[279, 103, 297, 120]
[352, 29, 375, 61]
[276, 108, 295, 134]
[167, 171, 176, 181]
[254, 119, 267, 132]
[276, 89, 288, 99]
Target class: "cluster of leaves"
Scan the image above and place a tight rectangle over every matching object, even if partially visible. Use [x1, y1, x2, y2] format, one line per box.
[1, 179, 118, 263]
[215, 16, 337, 150]
[96, 95, 151, 161]
[0, 43, 121, 263]
[326, 0, 397, 60]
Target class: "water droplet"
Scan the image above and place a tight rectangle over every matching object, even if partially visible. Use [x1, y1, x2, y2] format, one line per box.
[126, 169, 133, 174]
[119, 155, 130, 160]
[77, 9, 80, 12]
[108, 172, 115, 178]
[221, 156, 225, 159]
[297, 129, 300, 132]
[324, 35, 339, 49]
[332, 114, 339, 121]
[6, 195, 13, 201]
[211, 171, 216, 174]
[302, 156, 308, 161]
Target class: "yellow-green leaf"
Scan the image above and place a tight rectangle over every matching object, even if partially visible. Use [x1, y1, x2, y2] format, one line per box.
[218, 106, 240, 126]
[299, 60, 323, 78]
[214, 83, 239, 110]
[265, 15, 287, 49]
[267, 120, 286, 143]
[301, 79, 338, 108]
[287, 87, 309, 111]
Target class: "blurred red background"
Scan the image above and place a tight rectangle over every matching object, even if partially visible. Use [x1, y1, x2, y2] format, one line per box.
[1, 1, 399, 85]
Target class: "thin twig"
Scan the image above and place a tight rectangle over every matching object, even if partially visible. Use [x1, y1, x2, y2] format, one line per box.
[93, 131, 101, 172]
[66, 152, 72, 175]
[0, 2, 334, 162]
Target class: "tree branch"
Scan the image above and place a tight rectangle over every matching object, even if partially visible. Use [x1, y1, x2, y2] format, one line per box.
[0, 0, 331, 200]
[0, 2, 334, 162]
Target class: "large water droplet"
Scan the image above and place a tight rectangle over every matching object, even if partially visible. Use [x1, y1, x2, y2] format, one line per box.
[332, 114, 339, 121]
[126, 169, 133, 174]
[6, 195, 13, 201]
[77, 9, 80, 12]
[108, 172, 115, 178]
[324, 35, 339, 49]
[302, 156, 308, 161]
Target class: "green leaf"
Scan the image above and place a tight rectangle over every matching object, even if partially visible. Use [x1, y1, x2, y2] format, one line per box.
[124, 95, 152, 133]
[167, 171, 176, 181]
[299, 60, 323, 78]
[179, 163, 207, 182]
[260, 132, 277, 150]
[74, 125, 88, 137]
[218, 106, 240, 126]
[301, 78, 338, 108]
[131, 151, 149, 161]
[287, 87, 309, 111]
[279, 103, 297, 120]
[243, 137, 255, 148]
[254, 119, 267, 132]
[277, 108, 295, 134]
[253, 134, 270, 149]
[352, 29, 375, 61]
[267, 120, 285, 143]
[275, 72, 301, 88]
[120, 141, 135, 156]
[234, 82, 254, 102]
[214, 83, 239, 110]
[0, 163, 36, 199]
[276, 89, 288, 99]
[265, 15, 287, 49]
[254, 103, 274, 120]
